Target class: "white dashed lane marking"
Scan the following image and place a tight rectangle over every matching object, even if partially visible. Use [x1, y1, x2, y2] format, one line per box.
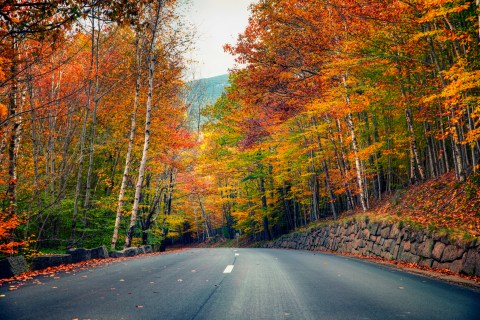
[223, 265, 234, 273]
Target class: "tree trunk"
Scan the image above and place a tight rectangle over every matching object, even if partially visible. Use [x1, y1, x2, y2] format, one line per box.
[6, 40, 19, 218]
[125, 3, 163, 248]
[345, 111, 368, 212]
[111, 35, 141, 250]
[405, 107, 426, 182]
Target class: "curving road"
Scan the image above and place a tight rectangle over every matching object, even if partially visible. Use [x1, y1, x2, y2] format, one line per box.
[0, 248, 479, 320]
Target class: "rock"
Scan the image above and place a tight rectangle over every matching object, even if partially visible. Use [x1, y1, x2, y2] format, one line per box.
[393, 244, 400, 260]
[411, 231, 424, 243]
[0, 256, 29, 279]
[137, 246, 146, 254]
[419, 258, 433, 268]
[417, 239, 434, 258]
[410, 242, 419, 255]
[109, 251, 125, 258]
[359, 228, 370, 240]
[67, 248, 91, 263]
[441, 245, 464, 263]
[383, 239, 393, 251]
[90, 246, 109, 259]
[141, 245, 152, 253]
[368, 222, 380, 236]
[32, 254, 72, 271]
[461, 249, 478, 276]
[373, 244, 382, 256]
[388, 223, 400, 239]
[380, 227, 391, 239]
[399, 252, 420, 264]
[122, 247, 137, 257]
[354, 239, 366, 249]
[449, 259, 464, 273]
[431, 242, 446, 261]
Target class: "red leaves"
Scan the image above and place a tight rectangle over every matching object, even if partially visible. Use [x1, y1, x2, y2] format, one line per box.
[0, 210, 24, 254]
[0, 248, 186, 287]
[373, 172, 480, 239]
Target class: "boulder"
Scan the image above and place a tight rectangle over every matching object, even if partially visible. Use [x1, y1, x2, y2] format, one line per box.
[90, 246, 109, 259]
[122, 247, 137, 257]
[67, 248, 91, 263]
[431, 242, 446, 261]
[417, 239, 434, 258]
[109, 251, 125, 258]
[141, 245, 152, 253]
[0, 256, 29, 279]
[137, 246, 146, 254]
[399, 252, 421, 264]
[368, 222, 380, 236]
[441, 245, 464, 263]
[461, 248, 478, 276]
[388, 223, 401, 239]
[32, 254, 72, 271]
[380, 227, 391, 239]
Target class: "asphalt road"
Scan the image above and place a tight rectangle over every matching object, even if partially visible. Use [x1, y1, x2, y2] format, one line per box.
[0, 248, 479, 320]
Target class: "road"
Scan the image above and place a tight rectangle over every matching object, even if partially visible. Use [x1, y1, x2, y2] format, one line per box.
[0, 248, 479, 320]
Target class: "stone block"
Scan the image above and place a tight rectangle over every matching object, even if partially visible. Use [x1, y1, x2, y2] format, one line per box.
[449, 259, 464, 274]
[109, 251, 125, 258]
[32, 254, 72, 271]
[373, 244, 382, 256]
[122, 247, 137, 257]
[388, 223, 400, 239]
[380, 227, 391, 239]
[366, 241, 374, 252]
[441, 245, 464, 263]
[67, 248, 91, 263]
[347, 224, 357, 235]
[354, 239, 365, 249]
[368, 222, 380, 236]
[419, 258, 433, 268]
[400, 252, 420, 264]
[417, 239, 434, 258]
[359, 228, 370, 240]
[461, 248, 478, 276]
[431, 242, 446, 261]
[411, 231, 424, 243]
[90, 246, 109, 259]
[0, 256, 29, 279]
[383, 239, 393, 250]
[410, 243, 419, 255]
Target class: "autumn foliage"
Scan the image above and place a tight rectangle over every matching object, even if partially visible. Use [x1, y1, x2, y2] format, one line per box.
[192, 0, 480, 241]
[0, 0, 479, 255]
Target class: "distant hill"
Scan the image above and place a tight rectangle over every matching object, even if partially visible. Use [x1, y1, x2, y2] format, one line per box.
[185, 74, 229, 130]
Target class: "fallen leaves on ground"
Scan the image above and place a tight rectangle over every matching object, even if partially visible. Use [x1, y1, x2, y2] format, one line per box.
[373, 172, 480, 239]
[0, 248, 190, 287]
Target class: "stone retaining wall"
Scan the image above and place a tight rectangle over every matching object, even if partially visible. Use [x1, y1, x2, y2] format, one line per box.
[0, 244, 164, 279]
[264, 219, 480, 277]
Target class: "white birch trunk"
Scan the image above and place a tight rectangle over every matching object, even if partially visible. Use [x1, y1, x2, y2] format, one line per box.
[124, 3, 163, 248]
[342, 74, 368, 212]
[111, 36, 141, 250]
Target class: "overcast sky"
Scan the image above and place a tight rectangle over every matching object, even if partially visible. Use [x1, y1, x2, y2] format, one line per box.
[186, 0, 254, 79]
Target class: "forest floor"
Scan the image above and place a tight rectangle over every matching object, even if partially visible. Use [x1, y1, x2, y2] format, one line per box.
[355, 171, 480, 241]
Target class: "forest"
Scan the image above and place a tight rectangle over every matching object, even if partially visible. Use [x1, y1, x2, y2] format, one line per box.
[0, 0, 479, 258]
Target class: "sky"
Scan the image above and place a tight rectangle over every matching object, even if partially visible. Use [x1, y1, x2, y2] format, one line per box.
[186, 0, 254, 79]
